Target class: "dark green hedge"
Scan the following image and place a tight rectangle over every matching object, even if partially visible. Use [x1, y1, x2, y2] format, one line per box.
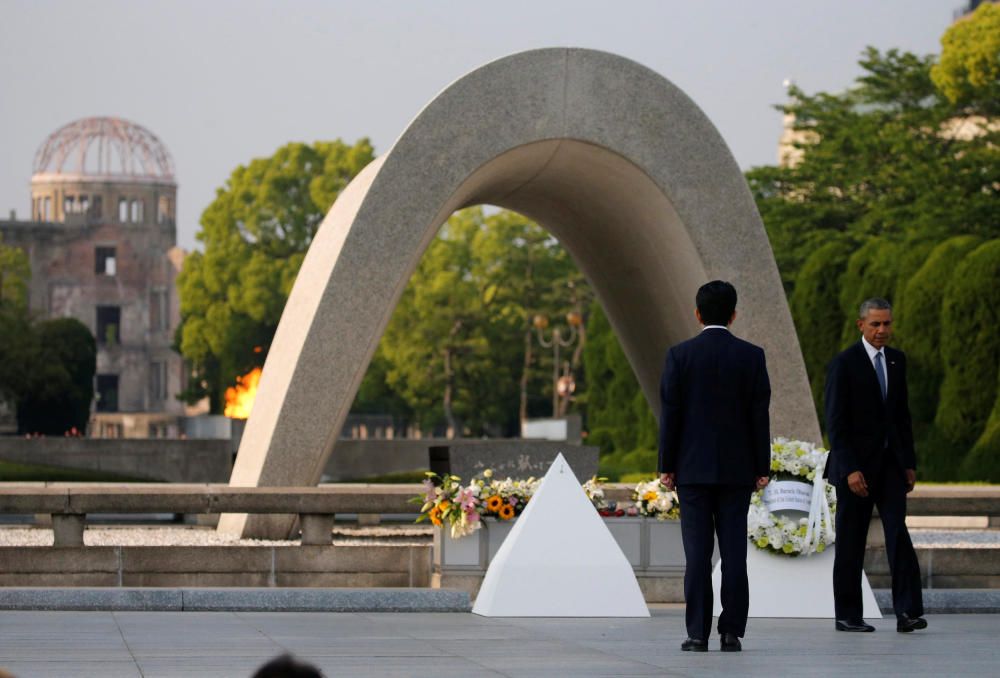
[897, 235, 983, 423]
[935, 239, 1000, 447]
[789, 238, 854, 422]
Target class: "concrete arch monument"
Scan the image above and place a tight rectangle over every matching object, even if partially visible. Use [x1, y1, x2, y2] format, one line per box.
[219, 48, 820, 538]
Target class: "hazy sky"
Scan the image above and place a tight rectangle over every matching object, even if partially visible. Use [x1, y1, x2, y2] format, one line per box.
[1, 0, 954, 251]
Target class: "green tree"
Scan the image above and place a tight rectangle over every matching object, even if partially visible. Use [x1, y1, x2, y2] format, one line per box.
[176, 139, 375, 412]
[582, 303, 656, 465]
[897, 235, 983, 423]
[787, 239, 854, 421]
[374, 208, 591, 435]
[748, 41, 999, 470]
[0, 234, 29, 309]
[962, 368, 1000, 481]
[16, 318, 96, 435]
[932, 2, 1000, 114]
[750, 48, 998, 289]
[380, 209, 493, 434]
[935, 239, 1000, 447]
[469, 210, 591, 424]
[0, 236, 32, 406]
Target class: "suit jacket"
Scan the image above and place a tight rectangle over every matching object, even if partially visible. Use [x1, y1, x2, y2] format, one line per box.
[658, 328, 771, 486]
[823, 341, 916, 484]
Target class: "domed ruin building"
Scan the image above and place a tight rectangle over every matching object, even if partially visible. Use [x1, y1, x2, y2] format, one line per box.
[1, 117, 190, 436]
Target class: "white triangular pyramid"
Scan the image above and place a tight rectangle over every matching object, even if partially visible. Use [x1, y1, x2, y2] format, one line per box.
[472, 453, 649, 617]
[711, 544, 882, 618]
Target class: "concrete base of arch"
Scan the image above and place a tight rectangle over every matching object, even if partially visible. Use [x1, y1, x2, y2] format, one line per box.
[219, 48, 820, 539]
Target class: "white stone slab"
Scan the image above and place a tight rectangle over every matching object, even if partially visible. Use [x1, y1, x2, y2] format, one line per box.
[473, 453, 649, 617]
[711, 545, 882, 618]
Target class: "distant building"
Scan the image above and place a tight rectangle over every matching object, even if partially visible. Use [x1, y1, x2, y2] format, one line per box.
[0, 117, 199, 437]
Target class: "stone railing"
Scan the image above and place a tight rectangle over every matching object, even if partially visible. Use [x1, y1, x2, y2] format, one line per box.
[0, 484, 422, 546]
[3, 482, 999, 548]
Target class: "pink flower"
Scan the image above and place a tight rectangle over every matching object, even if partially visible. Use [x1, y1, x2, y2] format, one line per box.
[508, 497, 518, 506]
[457, 488, 477, 511]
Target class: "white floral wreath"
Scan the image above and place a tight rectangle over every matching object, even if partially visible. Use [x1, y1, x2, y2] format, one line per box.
[747, 438, 836, 557]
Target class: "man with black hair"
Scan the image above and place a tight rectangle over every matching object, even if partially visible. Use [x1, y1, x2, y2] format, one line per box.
[825, 297, 925, 633]
[659, 280, 771, 653]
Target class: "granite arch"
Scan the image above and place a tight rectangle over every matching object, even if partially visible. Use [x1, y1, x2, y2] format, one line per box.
[219, 48, 820, 538]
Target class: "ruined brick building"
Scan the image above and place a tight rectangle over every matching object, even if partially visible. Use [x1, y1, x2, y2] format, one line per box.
[0, 117, 191, 436]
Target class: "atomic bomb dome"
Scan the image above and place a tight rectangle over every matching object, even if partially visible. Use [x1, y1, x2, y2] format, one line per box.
[0, 116, 189, 435]
[30, 117, 176, 226]
[33, 117, 175, 181]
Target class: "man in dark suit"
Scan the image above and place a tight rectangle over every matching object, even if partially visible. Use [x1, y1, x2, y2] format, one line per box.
[659, 281, 771, 653]
[825, 297, 925, 633]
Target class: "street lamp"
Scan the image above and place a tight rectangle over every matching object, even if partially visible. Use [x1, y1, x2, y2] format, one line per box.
[533, 311, 583, 416]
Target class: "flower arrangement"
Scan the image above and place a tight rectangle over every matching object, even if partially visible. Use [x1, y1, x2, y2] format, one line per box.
[631, 479, 679, 520]
[747, 438, 836, 557]
[584, 475, 638, 516]
[414, 468, 540, 539]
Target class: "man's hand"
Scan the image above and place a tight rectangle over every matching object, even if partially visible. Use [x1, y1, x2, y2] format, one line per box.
[660, 472, 676, 491]
[755, 476, 769, 490]
[905, 468, 916, 494]
[847, 471, 868, 497]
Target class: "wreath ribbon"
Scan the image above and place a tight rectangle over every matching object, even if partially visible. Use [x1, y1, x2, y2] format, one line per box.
[802, 452, 835, 555]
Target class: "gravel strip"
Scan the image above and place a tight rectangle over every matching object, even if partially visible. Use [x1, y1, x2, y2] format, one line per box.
[0, 525, 432, 547]
[909, 528, 1000, 549]
[0, 525, 993, 548]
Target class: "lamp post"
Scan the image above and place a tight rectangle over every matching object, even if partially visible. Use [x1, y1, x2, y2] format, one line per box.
[533, 311, 583, 416]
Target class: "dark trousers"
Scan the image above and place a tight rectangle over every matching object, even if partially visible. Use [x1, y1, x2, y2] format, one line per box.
[677, 484, 752, 640]
[833, 455, 923, 621]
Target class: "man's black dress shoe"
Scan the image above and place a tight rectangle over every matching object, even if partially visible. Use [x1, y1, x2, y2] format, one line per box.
[720, 632, 742, 652]
[681, 638, 708, 652]
[897, 614, 928, 633]
[835, 619, 875, 632]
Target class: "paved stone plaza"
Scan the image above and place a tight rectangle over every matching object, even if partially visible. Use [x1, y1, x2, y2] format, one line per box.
[0, 608, 997, 677]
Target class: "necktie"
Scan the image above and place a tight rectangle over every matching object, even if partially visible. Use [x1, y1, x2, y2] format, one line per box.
[875, 352, 887, 401]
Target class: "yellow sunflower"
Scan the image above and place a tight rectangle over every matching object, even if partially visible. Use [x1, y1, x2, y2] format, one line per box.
[485, 495, 503, 513]
[498, 504, 515, 520]
[429, 507, 442, 526]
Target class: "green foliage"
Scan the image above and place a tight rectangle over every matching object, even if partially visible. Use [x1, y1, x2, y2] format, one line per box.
[176, 139, 375, 411]
[750, 38, 1000, 480]
[837, 239, 903, 345]
[468, 209, 591, 424]
[16, 318, 96, 435]
[931, 2, 1000, 114]
[0, 233, 29, 310]
[936, 240, 1000, 446]
[897, 236, 983, 422]
[582, 302, 657, 458]
[788, 238, 854, 420]
[380, 209, 500, 434]
[377, 208, 590, 435]
[0, 235, 32, 405]
[962, 374, 1000, 482]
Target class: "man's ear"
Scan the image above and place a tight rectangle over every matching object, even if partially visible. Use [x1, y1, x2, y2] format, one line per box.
[695, 308, 703, 325]
[728, 310, 737, 327]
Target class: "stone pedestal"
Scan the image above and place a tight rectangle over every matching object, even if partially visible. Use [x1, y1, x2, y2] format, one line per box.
[434, 516, 686, 602]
